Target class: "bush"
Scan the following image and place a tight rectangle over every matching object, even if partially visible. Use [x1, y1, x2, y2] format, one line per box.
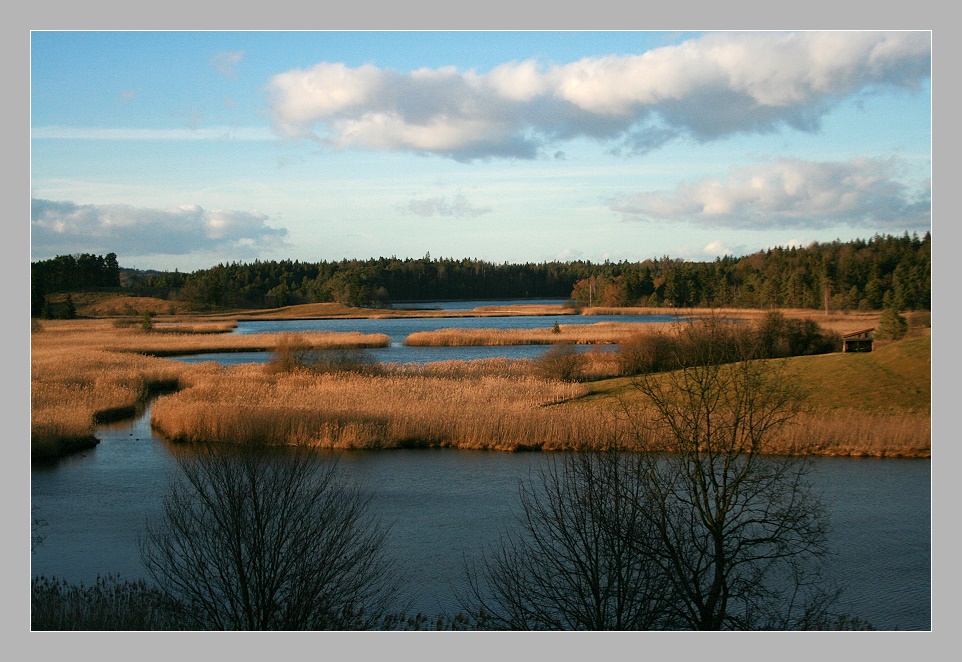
[536, 344, 585, 382]
[619, 329, 678, 375]
[756, 312, 841, 357]
[267, 336, 382, 375]
[619, 319, 754, 376]
[266, 333, 315, 372]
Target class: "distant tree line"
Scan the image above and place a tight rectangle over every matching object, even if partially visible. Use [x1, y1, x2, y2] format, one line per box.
[31, 252, 120, 317]
[569, 232, 930, 311]
[31, 232, 930, 315]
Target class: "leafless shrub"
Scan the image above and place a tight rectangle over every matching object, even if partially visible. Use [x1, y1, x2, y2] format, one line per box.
[141, 444, 402, 630]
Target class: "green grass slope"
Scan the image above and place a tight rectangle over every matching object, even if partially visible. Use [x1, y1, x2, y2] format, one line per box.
[785, 332, 930, 413]
[581, 331, 931, 415]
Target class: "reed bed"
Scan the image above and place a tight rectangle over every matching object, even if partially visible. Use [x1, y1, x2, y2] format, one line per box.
[150, 365, 608, 452]
[233, 302, 574, 320]
[149, 364, 923, 456]
[31, 318, 388, 356]
[388, 358, 535, 380]
[148, 321, 239, 334]
[470, 303, 576, 316]
[403, 322, 662, 347]
[31, 345, 192, 459]
[105, 330, 391, 357]
[32, 316, 930, 459]
[778, 408, 930, 458]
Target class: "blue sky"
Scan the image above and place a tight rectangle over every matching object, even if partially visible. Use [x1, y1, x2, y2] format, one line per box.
[30, 30, 931, 272]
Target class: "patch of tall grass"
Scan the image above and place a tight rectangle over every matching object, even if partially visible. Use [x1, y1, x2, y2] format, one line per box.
[32, 575, 182, 630]
[403, 322, 654, 347]
[150, 365, 599, 451]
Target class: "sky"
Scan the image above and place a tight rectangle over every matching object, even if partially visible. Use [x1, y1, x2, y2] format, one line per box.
[30, 30, 932, 272]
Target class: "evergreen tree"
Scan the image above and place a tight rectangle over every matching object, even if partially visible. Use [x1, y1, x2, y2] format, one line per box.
[876, 306, 908, 341]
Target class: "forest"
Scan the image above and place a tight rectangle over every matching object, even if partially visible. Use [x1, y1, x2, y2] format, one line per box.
[30, 232, 930, 316]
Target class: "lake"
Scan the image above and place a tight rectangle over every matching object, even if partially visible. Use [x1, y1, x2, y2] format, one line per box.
[172, 304, 677, 365]
[31, 406, 931, 630]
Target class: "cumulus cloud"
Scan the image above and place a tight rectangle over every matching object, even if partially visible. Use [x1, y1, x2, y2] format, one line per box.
[211, 50, 244, 77]
[404, 193, 492, 218]
[31, 199, 288, 258]
[267, 31, 929, 161]
[703, 240, 736, 256]
[609, 157, 931, 231]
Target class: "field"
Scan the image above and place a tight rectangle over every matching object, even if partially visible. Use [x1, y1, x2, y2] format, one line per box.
[30, 306, 931, 460]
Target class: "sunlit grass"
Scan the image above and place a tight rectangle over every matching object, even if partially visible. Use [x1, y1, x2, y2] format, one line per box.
[403, 322, 661, 347]
[150, 365, 597, 451]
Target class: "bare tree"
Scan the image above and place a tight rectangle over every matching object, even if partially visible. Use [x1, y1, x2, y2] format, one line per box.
[465, 317, 842, 630]
[141, 444, 402, 630]
[461, 443, 673, 630]
[620, 317, 838, 630]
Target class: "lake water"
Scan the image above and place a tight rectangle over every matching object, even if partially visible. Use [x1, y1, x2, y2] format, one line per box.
[170, 304, 677, 365]
[31, 406, 931, 630]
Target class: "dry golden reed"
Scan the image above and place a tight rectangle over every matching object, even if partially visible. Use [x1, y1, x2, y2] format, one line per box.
[403, 322, 662, 347]
[150, 364, 601, 451]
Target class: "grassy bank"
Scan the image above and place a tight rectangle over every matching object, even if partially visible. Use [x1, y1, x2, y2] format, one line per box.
[576, 331, 931, 458]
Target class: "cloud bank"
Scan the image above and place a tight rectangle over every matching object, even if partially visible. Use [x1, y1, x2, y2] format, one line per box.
[31, 199, 288, 258]
[267, 31, 930, 161]
[609, 157, 931, 230]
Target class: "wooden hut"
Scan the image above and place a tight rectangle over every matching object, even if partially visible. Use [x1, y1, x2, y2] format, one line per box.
[842, 328, 875, 353]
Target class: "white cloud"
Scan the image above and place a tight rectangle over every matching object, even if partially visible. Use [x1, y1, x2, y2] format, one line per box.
[609, 157, 931, 231]
[267, 31, 930, 161]
[31, 199, 288, 259]
[703, 240, 734, 256]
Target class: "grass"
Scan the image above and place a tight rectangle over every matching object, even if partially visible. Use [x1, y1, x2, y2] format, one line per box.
[150, 366, 597, 452]
[575, 330, 931, 458]
[31, 311, 930, 459]
[404, 322, 660, 347]
[32, 575, 181, 630]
